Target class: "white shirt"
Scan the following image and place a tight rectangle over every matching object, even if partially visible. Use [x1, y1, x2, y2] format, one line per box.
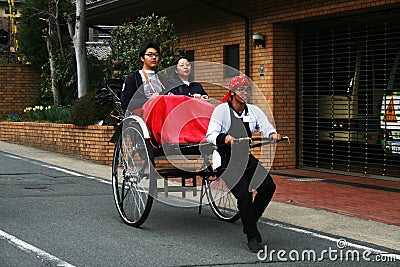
[139, 70, 163, 98]
[206, 102, 276, 169]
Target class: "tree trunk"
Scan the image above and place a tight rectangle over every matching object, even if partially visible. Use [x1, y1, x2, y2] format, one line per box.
[47, 0, 60, 105]
[54, 0, 64, 60]
[45, 36, 60, 105]
[69, 0, 89, 98]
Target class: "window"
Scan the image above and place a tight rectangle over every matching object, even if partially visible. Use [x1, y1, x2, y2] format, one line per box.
[224, 44, 239, 77]
[185, 50, 195, 79]
[5, 7, 17, 15]
[185, 50, 194, 62]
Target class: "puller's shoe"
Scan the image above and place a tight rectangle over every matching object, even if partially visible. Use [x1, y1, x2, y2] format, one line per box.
[244, 229, 262, 243]
[247, 238, 262, 253]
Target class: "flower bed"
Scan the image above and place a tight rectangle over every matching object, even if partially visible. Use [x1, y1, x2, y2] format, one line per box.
[0, 122, 115, 165]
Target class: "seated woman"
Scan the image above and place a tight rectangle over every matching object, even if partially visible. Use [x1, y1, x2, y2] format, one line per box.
[167, 56, 208, 100]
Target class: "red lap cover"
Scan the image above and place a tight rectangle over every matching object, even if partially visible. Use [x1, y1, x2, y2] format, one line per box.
[141, 95, 214, 144]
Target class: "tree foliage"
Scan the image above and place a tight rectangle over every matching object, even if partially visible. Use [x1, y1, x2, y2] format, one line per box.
[17, 0, 48, 66]
[17, 0, 76, 106]
[109, 14, 185, 74]
[17, 0, 74, 66]
[16, 8, 184, 111]
[17, 0, 105, 106]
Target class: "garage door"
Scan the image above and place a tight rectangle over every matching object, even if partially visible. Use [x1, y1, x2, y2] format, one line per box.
[299, 11, 400, 177]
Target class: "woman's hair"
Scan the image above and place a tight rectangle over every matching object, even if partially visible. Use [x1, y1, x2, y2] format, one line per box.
[139, 42, 160, 58]
[173, 55, 190, 66]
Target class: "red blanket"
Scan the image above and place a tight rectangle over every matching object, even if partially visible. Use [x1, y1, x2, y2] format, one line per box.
[141, 95, 214, 144]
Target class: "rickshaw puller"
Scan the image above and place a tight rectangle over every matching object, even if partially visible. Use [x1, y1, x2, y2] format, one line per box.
[206, 76, 281, 253]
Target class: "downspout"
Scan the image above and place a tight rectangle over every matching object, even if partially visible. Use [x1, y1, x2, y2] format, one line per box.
[196, 1, 250, 77]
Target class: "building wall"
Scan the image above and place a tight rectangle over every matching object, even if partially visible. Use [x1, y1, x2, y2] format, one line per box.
[172, 0, 400, 169]
[0, 64, 41, 115]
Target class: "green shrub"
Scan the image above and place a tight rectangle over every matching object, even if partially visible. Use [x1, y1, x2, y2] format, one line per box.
[68, 90, 117, 126]
[24, 105, 70, 123]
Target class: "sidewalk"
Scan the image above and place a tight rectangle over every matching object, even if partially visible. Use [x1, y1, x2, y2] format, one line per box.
[271, 169, 400, 226]
[0, 141, 399, 251]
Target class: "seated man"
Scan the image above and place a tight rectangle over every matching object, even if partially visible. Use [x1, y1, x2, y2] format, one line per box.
[121, 42, 166, 111]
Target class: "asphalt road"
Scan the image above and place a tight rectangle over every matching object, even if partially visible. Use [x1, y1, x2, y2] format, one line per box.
[0, 150, 399, 266]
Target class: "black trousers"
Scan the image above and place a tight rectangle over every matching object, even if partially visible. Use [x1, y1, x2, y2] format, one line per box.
[218, 155, 276, 240]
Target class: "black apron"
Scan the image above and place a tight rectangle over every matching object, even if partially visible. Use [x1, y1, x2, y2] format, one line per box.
[217, 102, 267, 189]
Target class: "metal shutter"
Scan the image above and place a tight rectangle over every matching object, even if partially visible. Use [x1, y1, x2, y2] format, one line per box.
[299, 11, 400, 178]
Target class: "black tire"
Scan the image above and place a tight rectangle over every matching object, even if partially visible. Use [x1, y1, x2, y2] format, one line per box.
[112, 122, 155, 227]
[204, 176, 240, 222]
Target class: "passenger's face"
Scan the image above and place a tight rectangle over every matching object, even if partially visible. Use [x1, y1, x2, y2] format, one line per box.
[175, 58, 191, 79]
[141, 48, 159, 70]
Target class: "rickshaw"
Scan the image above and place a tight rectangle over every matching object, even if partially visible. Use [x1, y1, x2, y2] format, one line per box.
[96, 80, 287, 227]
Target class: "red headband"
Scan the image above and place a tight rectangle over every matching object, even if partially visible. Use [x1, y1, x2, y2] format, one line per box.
[220, 76, 250, 103]
[229, 76, 250, 91]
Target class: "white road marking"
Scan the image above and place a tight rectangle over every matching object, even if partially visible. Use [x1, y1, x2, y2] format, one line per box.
[0, 229, 75, 267]
[262, 220, 400, 259]
[39, 164, 84, 176]
[3, 154, 20, 159]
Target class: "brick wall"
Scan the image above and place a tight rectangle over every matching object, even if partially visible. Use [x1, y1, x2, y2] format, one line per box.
[0, 122, 115, 165]
[270, 23, 297, 169]
[173, 0, 400, 169]
[0, 64, 41, 115]
[3, 1, 399, 170]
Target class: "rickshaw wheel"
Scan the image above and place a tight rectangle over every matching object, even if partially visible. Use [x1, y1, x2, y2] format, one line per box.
[204, 176, 240, 222]
[112, 122, 156, 227]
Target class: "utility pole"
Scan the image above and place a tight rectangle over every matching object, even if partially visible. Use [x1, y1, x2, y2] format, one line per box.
[7, 0, 17, 63]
